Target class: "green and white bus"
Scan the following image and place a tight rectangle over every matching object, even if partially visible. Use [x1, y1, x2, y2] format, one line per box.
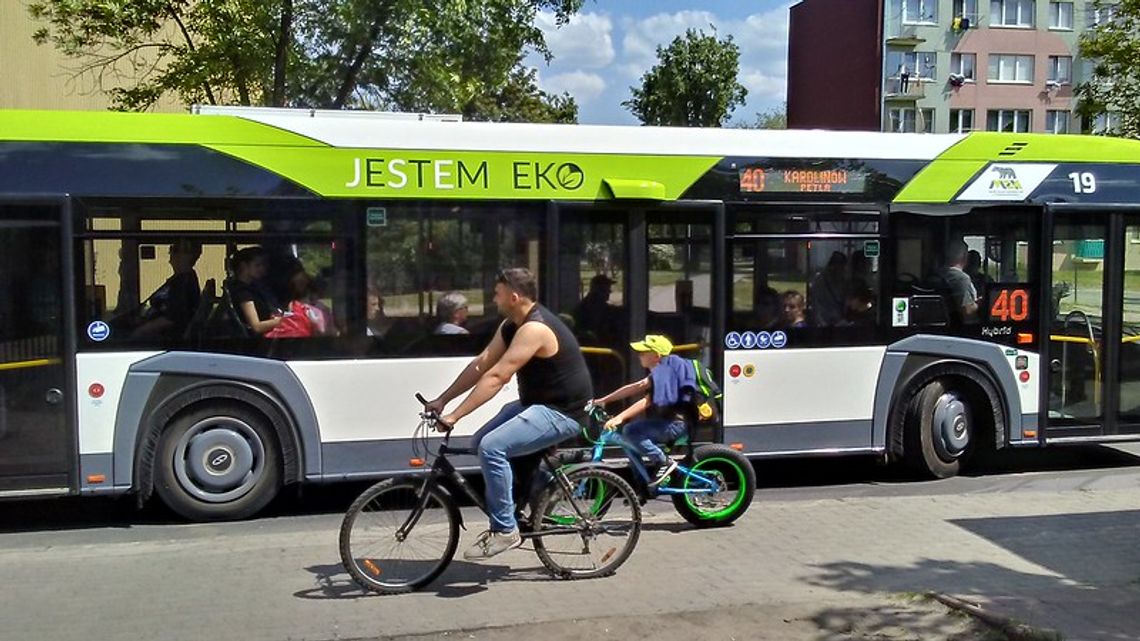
[2, 106, 1139, 520]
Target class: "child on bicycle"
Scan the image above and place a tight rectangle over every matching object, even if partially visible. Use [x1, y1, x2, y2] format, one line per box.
[591, 334, 696, 487]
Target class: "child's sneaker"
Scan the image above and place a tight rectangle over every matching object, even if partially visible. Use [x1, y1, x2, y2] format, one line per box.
[648, 459, 678, 487]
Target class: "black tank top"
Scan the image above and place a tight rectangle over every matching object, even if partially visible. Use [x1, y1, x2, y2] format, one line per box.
[500, 304, 593, 421]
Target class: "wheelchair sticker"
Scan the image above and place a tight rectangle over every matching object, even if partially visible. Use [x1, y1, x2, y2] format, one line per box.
[725, 332, 742, 349]
[740, 331, 758, 349]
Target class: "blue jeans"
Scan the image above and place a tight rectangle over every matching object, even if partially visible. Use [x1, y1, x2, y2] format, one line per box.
[471, 401, 581, 532]
[623, 418, 687, 466]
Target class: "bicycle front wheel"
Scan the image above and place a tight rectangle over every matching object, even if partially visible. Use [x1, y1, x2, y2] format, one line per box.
[339, 477, 460, 594]
[533, 467, 641, 580]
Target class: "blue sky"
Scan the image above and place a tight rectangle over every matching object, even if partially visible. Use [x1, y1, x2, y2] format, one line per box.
[527, 1, 793, 125]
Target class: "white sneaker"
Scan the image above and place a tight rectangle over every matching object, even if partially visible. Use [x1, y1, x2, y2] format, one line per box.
[463, 529, 522, 560]
[648, 460, 678, 488]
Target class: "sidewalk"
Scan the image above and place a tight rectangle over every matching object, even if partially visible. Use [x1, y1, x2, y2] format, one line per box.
[1, 467, 1138, 641]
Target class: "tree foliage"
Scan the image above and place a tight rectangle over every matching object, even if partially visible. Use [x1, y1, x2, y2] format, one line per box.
[735, 103, 787, 129]
[622, 28, 747, 127]
[1077, 0, 1140, 137]
[28, 0, 580, 122]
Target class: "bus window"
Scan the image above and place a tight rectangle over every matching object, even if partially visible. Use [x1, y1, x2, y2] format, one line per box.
[78, 203, 353, 346]
[365, 202, 543, 357]
[730, 209, 881, 346]
[1119, 223, 1140, 418]
[647, 217, 713, 358]
[891, 208, 1037, 331]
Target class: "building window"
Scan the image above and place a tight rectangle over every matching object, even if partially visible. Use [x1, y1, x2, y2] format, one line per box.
[950, 109, 976, 132]
[1047, 56, 1072, 84]
[1088, 3, 1118, 27]
[988, 54, 1035, 83]
[903, 0, 940, 23]
[1046, 110, 1071, 133]
[987, 109, 1032, 132]
[951, 53, 977, 81]
[1090, 111, 1122, 134]
[888, 50, 938, 81]
[953, 0, 980, 19]
[991, 0, 1036, 26]
[889, 108, 934, 133]
[1049, 1, 1074, 28]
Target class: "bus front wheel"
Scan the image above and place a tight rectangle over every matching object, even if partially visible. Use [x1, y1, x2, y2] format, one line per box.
[904, 380, 973, 479]
[154, 403, 283, 521]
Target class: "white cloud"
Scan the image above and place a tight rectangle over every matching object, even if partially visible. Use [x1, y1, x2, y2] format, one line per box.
[541, 71, 607, 103]
[620, 10, 721, 71]
[536, 11, 616, 69]
[740, 68, 787, 104]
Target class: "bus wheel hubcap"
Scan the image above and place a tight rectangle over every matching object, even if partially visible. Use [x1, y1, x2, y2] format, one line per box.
[174, 417, 265, 503]
[932, 392, 970, 461]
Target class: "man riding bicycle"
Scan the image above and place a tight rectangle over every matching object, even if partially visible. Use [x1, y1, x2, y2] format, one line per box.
[425, 268, 593, 560]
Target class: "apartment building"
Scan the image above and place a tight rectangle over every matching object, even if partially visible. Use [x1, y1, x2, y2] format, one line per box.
[788, 0, 1119, 134]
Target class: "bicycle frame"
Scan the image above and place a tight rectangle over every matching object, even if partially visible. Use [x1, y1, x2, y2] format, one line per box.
[396, 438, 595, 541]
[591, 429, 720, 496]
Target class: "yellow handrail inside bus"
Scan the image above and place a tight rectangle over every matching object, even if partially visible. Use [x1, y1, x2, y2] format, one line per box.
[0, 358, 60, 372]
[580, 346, 626, 377]
[1049, 334, 1101, 408]
[671, 343, 703, 355]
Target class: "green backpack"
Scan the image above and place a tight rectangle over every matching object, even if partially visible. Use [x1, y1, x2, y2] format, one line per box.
[687, 358, 722, 423]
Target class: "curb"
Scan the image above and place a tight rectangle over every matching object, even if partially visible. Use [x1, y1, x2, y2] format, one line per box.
[927, 592, 1064, 641]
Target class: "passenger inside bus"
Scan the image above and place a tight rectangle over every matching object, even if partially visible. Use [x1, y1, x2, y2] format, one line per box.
[965, 249, 994, 297]
[808, 251, 848, 326]
[366, 286, 394, 338]
[227, 247, 284, 336]
[573, 273, 620, 345]
[781, 290, 809, 328]
[938, 240, 980, 323]
[130, 240, 203, 339]
[434, 292, 470, 335]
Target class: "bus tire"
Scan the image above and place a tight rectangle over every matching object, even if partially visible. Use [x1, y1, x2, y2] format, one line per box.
[154, 403, 282, 521]
[904, 379, 973, 479]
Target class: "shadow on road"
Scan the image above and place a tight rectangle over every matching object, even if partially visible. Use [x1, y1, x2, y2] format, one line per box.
[297, 559, 557, 600]
[805, 510, 1140, 641]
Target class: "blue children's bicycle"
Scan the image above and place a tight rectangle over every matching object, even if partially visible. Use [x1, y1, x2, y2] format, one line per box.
[582, 403, 756, 527]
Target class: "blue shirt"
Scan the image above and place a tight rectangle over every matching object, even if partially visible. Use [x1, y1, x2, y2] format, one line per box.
[648, 354, 697, 409]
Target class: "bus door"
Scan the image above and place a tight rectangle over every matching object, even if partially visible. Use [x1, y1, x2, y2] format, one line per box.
[547, 202, 725, 411]
[0, 200, 77, 495]
[1044, 205, 1140, 440]
[548, 204, 634, 396]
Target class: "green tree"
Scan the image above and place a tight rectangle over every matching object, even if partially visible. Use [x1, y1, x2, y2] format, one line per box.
[735, 102, 787, 129]
[1076, 0, 1140, 138]
[622, 28, 747, 127]
[28, 0, 580, 122]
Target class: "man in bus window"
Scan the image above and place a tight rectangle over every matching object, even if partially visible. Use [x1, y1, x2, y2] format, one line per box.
[573, 273, 618, 344]
[131, 240, 202, 339]
[941, 240, 979, 322]
[425, 268, 592, 560]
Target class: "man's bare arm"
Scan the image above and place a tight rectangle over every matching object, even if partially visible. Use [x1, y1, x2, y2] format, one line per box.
[426, 321, 509, 413]
[443, 323, 550, 424]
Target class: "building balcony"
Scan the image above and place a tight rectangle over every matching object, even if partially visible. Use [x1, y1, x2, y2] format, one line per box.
[884, 78, 926, 100]
[886, 25, 927, 46]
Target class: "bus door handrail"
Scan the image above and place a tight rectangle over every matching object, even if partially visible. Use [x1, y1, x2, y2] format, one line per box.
[1055, 310, 1101, 410]
[580, 346, 626, 379]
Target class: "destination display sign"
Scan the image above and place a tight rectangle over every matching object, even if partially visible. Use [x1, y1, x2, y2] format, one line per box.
[739, 166, 868, 194]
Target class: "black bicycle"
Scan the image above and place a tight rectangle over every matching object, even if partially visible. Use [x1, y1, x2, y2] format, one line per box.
[339, 394, 643, 594]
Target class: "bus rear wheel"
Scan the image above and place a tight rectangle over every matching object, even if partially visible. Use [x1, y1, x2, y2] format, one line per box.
[154, 403, 282, 521]
[904, 380, 973, 479]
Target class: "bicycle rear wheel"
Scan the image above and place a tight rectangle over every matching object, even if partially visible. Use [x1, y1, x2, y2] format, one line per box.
[339, 477, 460, 594]
[533, 467, 641, 580]
[671, 444, 756, 528]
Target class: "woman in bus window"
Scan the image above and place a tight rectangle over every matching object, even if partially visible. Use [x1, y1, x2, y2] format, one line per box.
[228, 247, 283, 335]
[781, 290, 809, 328]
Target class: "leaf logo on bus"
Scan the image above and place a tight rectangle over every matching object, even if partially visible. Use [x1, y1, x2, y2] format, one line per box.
[556, 163, 585, 190]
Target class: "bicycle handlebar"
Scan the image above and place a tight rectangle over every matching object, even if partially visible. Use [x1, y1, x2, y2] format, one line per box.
[415, 392, 455, 434]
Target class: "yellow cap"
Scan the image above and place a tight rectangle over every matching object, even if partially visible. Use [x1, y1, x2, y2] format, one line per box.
[630, 334, 674, 356]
